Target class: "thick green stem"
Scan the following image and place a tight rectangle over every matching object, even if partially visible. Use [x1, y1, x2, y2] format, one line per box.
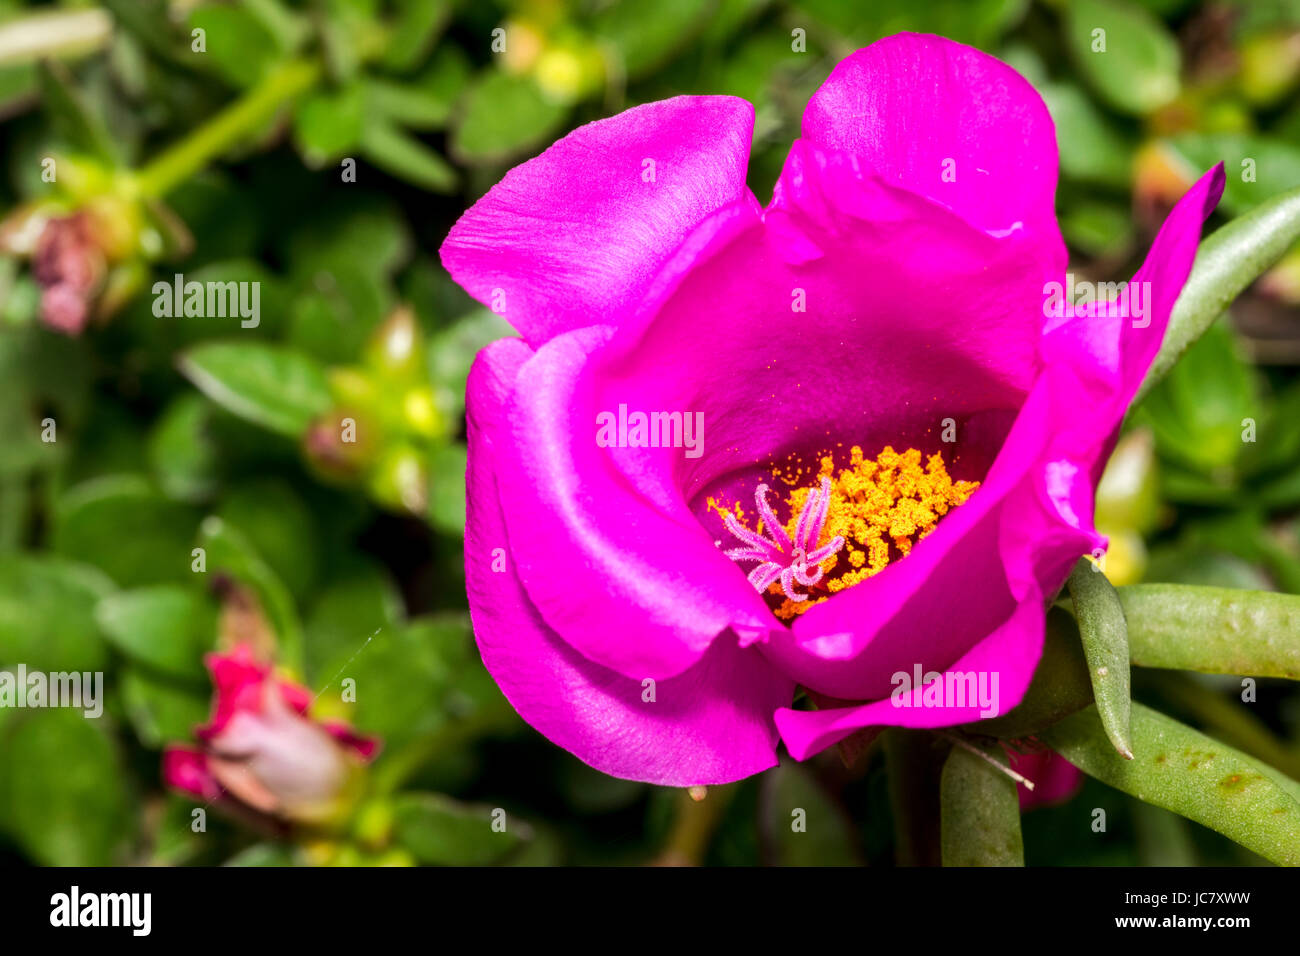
[135, 58, 321, 199]
[655, 785, 735, 866]
[883, 729, 947, 866]
[1066, 558, 1134, 759]
[1151, 671, 1300, 780]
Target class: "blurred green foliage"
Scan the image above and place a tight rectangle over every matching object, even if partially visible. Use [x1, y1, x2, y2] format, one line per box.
[0, 0, 1298, 866]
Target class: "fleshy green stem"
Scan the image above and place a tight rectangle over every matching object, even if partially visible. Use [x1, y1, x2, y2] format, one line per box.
[134, 58, 321, 199]
[654, 785, 736, 866]
[883, 729, 946, 866]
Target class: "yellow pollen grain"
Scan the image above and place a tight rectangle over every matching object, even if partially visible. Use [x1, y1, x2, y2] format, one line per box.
[771, 445, 978, 620]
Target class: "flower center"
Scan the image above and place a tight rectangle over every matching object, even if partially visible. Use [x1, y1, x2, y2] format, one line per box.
[712, 445, 979, 621]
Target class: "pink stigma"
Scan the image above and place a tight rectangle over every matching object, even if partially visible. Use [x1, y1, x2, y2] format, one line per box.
[721, 477, 845, 602]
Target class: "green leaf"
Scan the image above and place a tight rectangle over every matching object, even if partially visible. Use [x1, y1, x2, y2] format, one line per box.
[144, 260, 290, 343]
[0, 476, 28, 552]
[1059, 200, 1135, 259]
[180, 341, 332, 437]
[95, 586, 216, 680]
[427, 308, 515, 420]
[1246, 382, 1300, 480]
[189, 4, 280, 89]
[243, 0, 311, 54]
[287, 196, 411, 280]
[451, 71, 568, 165]
[303, 564, 403, 688]
[100, 0, 187, 65]
[312, 608, 503, 752]
[1042, 702, 1300, 866]
[166, 175, 259, 263]
[1064, 0, 1180, 115]
[216, 479, 320, 599]
[359, 119, 457, 192]
[0, 554, 113, 672]
[1145, 544, 1272, 590]
[224, 842, 303, 866]
[198, 516, 304, 675]
[38, 59, 117, 164]
[799, 0, 1028, 49]
[1259, 466, 1300, 511]
[969, 606, 1093, 739]
[318, 0, 374, 83]
[1136, 185, 1300, 404]
[1067, 559, 1133, 759]
[317, 625, 445, 747]
[1165, 133, 1300, 216]
[1135, 318, 1258, 476]
[391, 792, 529, 865]
[0, 709, 135, 865]
[148, 394, 222, 503]
[939, 745, 1024, 866]
[1094, 428, 1160, 535]
[1154, 671, 1300, 782]
[592, 0, 712, 78]
[119, 666, 209, 748]
[293, 82, 366, 164]
[378, 0, 451, 73]
[698, 0, 775, 47]
[288, 262, 389, 363]
[1134, 801, 1198, 866]
[1039, 82, 1133, 188]
[366, 46, 469, 130]
[1119, 584, 1300, 679]
[427, 443, 466, 534]
[151, 795, 209, 865]
[51, 476, 200, 588]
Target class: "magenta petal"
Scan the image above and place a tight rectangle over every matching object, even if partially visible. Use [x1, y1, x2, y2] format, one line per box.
[1043, 164, 1226, 427]
[1121, 164, 1228, 397]
[202, 644, 269, 736]
[162, 747, 225, 802]
[802, 32, 1063, 253]
[466, 340, 792, 785]
[598, 143, 1052, 509]
[1017, 165, 1225, 594]
[320, 721, 382, 761]
[773, 597, 1046, 760]
[440, 96, 758, 348]
[495, 327, 774, 681]
[1010, 749, 1084, 810]
[758, 373, 1055, 700]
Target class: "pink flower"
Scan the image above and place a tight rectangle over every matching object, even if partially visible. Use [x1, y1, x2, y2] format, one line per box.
[31, 212, 104, 335]
[163, 644, 379, 826]
[443, 33, 1224, 786]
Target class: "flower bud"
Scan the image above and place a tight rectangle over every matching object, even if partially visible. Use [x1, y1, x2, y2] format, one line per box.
[163, 644, 380, 828]
[31, 212, 105, 335]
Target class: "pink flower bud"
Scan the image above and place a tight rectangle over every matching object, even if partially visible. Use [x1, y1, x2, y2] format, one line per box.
[31, 212, 105, 336]
[163, 644, 379, 827]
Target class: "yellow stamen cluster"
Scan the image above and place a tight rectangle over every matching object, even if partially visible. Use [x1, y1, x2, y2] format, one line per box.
[714, 446, 979, 621]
